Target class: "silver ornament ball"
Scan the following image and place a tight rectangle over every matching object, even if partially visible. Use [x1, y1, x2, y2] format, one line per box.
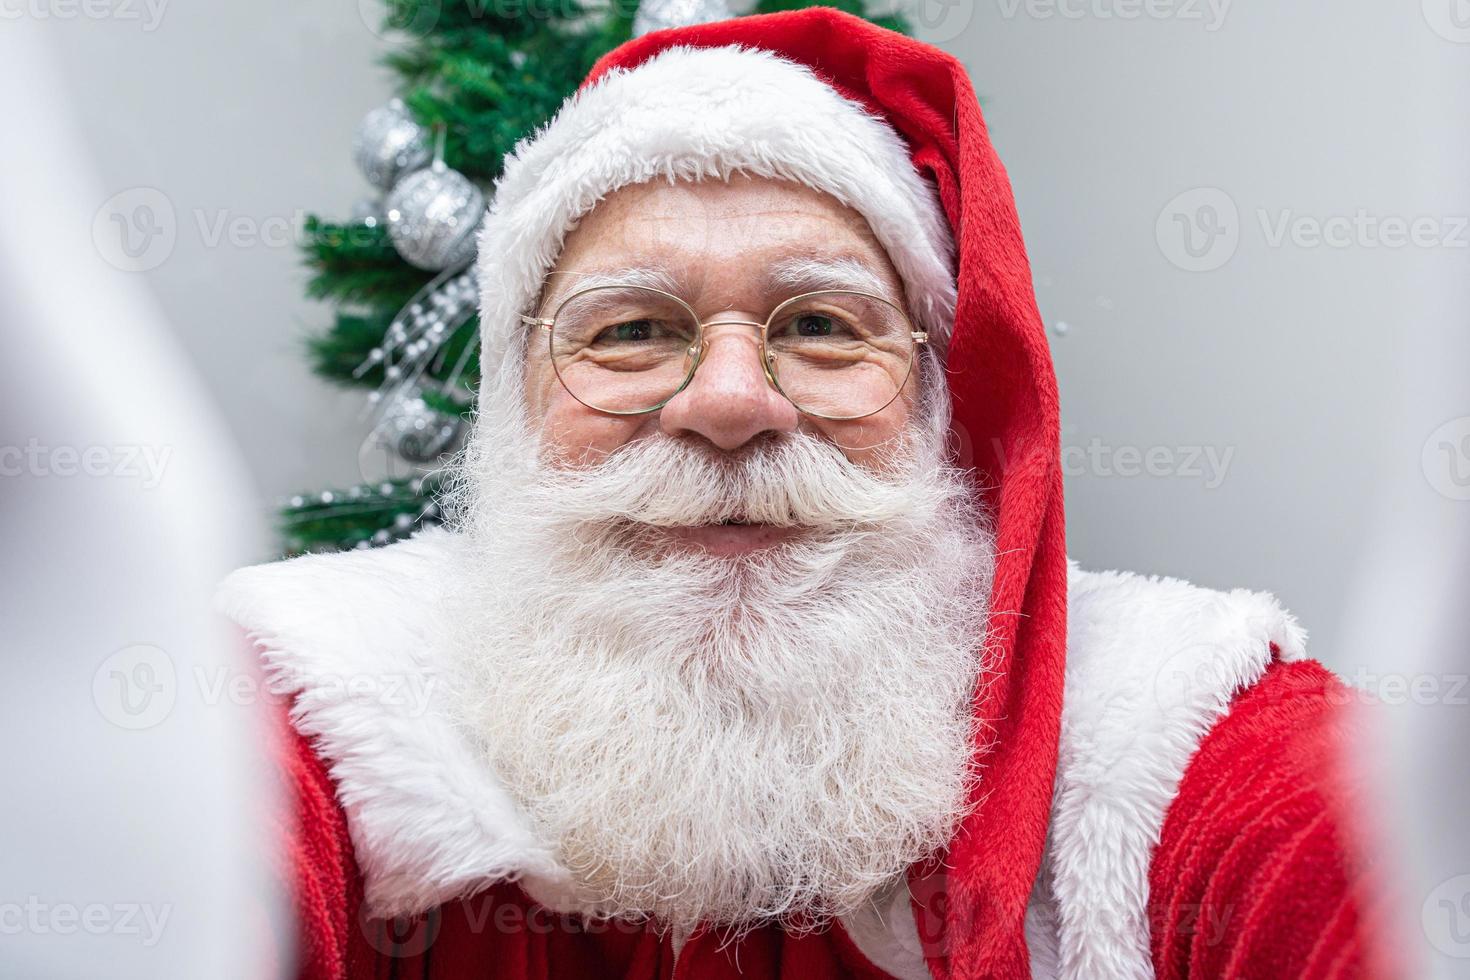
[633, 0, 733, 36]
[385, 163, 486, 271]
[380, 390, 462, 464]
[353, 99, 432, 190]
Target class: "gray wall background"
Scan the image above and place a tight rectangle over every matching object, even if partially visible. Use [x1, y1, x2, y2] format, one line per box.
[41, 1, 1468, 670]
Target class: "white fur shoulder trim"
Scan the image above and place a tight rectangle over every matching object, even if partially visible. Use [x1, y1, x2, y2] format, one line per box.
[1026, 564, 1309, 980]
[214, 529, 581, 917]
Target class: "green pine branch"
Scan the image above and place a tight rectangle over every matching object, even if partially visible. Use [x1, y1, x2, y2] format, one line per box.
[307, 309, 398, 387]
[288, 1, 906, 552]
[278, 474, 448, 556]
[302, 217, 428, 307]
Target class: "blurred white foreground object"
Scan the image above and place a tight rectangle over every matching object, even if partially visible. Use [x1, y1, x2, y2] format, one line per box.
[1334, 17, 1470, 978]
[0, 23, 281, 980]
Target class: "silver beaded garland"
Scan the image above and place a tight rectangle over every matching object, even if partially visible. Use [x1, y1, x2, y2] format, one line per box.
[633, 0, 733, 36]
[353, 99, 432, 190]
[384, 162, 486, 271]
[346, 97, 482, 483]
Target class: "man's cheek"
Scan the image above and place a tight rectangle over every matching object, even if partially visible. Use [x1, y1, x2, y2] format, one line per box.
[539, 396, 643, 467]
[813, 405, 911, 471]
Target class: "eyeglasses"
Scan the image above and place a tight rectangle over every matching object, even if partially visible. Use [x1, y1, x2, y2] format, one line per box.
[521, 284, 927, 421]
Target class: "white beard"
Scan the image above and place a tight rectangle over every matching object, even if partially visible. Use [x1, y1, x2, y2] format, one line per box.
[442, 389, 996, 936]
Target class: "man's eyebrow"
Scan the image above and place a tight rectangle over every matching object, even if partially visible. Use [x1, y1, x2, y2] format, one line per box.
[762, 256, 890, 298]
[545, 266, 684, 296]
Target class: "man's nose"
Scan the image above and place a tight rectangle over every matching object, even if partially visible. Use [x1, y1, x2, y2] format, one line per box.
[658, 322, 799, 451]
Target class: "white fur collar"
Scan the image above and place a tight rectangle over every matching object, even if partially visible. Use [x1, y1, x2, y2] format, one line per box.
[216, 531, 1306, 978]
[216, 528, 586, 917]
[1027, 563, 1308, 980]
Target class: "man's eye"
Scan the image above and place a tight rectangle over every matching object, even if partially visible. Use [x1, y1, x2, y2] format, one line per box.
[599, 320, 656, 343]
[790, 314, 840, 338]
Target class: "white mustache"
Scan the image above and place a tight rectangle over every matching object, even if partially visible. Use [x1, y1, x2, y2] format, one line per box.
[521, 430, 956, 531]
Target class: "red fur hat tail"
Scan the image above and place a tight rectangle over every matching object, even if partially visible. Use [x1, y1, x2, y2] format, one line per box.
[591, 11, 1066, 978]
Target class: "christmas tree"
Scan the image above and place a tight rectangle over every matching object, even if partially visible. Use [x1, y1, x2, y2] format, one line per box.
[281, 0, 911, 555]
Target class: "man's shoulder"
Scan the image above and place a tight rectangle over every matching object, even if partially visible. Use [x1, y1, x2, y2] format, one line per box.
[1057, 561, 1335, 840]
[1059, 562, 1345, 829]
[1059, 561, 1314, 774]
[215, 527, 462, 665]
[215, 528, 577, 924]
[213, 527, 465, 732]
[1066, 562, 1309, 671]
[1036, 562, 1350, 978]
[1149, 655, 1376, 978]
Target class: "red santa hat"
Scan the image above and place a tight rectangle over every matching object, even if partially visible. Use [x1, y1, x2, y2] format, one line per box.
[474, 10, 1066, 979]
[474, 27, 959, 374]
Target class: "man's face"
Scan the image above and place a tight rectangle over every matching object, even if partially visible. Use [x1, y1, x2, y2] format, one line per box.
[522, 176, 918, 556]
[452, 174, 993, 934]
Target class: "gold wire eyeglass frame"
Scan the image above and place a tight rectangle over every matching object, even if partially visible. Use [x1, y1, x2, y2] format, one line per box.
[520, 284, 929, 421]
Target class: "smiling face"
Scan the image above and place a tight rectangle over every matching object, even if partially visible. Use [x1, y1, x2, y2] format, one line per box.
[452, 174, 995, 934]
[521, 176, 921, 556]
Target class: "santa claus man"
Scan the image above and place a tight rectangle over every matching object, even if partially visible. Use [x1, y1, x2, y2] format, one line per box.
[219, 9, 1390, 979]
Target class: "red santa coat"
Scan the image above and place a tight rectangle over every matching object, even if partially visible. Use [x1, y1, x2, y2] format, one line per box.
[218, 9, 1388, 979]
[223, 538, 1380, 980]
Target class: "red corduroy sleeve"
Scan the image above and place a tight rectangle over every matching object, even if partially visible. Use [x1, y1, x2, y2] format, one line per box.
[276, 710, 360, 980]
[1148, 659, 1395, 980]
